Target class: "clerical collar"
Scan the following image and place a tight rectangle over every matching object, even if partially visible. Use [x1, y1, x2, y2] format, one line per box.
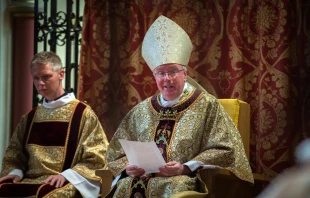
[43, 92, 76, 109]
[44, 92, 68, 103]
[160, 83, 188, 107]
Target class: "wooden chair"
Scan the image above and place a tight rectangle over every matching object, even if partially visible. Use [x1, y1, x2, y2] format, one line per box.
[96, 99, 270, 197]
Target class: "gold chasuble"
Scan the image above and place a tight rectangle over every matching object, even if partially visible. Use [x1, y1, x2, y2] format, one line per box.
[107, 84, 253, 198]
[0, 99, 107, 198]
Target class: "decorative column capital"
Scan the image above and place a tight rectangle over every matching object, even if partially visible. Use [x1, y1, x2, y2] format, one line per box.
[8, 0, 34, 17]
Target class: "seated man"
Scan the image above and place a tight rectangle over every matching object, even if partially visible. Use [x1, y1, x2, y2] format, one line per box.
[0, 51, 109, 198]
[106, 15, 253, 197]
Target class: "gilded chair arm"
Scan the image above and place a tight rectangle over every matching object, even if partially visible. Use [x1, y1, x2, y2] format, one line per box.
[95, 170, 114, 198]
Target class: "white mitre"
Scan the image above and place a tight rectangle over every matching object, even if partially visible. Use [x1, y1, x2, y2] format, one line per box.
[142, 15, 207, 93]
[142, 15, 193, 70]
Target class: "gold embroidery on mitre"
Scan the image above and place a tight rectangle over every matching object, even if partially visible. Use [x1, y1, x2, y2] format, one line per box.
[142, 15, 193, 71]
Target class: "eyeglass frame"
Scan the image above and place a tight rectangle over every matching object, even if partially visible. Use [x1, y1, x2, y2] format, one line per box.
[153, 66, 187, 79]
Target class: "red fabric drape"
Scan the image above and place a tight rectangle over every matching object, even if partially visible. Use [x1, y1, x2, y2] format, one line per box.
[78, 0, 310, 177]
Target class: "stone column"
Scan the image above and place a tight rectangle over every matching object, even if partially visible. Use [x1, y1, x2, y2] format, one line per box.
[9, 0, 34, 136]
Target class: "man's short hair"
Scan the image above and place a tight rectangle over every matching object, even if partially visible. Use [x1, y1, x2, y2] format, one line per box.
[30, 51, 63, 72]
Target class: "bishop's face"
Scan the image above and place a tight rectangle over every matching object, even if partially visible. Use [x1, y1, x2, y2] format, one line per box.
[153, 63, 187, 101]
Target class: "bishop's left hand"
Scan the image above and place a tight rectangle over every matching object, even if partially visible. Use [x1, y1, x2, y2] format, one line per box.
[158, 161, 192, 177]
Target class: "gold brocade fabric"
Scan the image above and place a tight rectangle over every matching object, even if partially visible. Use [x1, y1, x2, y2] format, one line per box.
[42, 183, 82, 198]
[106, 84, 253, 197]
[0, 99, 108, 197]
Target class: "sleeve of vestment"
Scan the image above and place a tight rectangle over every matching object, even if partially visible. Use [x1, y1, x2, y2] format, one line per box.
[106, 107, 138, 177]
[191, 97, 253, 183]
[70, 105, 109, 181]
[1, 115, 29, 177]
[61, 169, 101, 197]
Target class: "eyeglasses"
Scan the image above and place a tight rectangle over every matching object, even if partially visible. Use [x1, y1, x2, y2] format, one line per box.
[154, 69, 184, 79]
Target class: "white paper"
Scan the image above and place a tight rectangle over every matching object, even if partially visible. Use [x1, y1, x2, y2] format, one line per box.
[119, 139, 166, 174]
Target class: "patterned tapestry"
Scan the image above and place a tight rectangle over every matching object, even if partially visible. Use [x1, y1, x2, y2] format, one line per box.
[78, 0, 310, 177]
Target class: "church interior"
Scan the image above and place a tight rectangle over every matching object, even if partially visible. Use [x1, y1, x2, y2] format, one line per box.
[0, 0, 309, 197]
